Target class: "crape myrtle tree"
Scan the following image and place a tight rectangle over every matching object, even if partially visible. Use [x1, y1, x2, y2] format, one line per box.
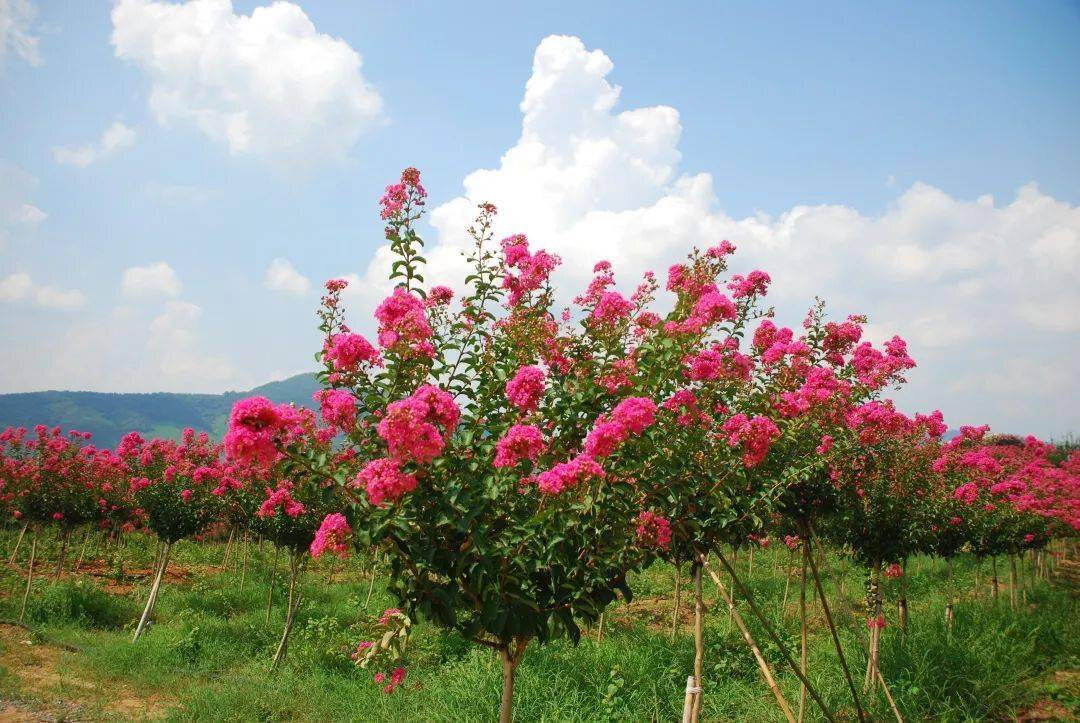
[118, 430, 223, 641]
[0, 426, 103, 620]
[229, 168, 696, 721]
[829, 401, 944, 707]
[223, 398, 349, 670]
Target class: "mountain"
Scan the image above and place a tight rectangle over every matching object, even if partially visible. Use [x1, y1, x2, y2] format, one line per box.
[0, 373, 322, 448]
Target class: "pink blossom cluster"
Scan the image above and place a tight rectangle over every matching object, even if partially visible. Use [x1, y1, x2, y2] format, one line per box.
[721, 413, 781, 468]
[536, 455, 605, 495]
[501, 235, 561, 305]
[493, 424, 546, 469]
[258, 482, 306, 518]
[310, 512, 352, 559]
[224, 396, 309, 467]
[584, 397, 657, 458]
[850, 336, 916, 389]
[634, 510, 672, 550]
[753, 320, 810, 366]
[356, 457, 418, 507]
[324, 332, 382, 372]
[314, 389, 358, 433]
[776, 367, 848, 418]
[377, 385, 460, 464]
[662, 389, 710, 427]
[505, 365, 546, 412]
[375, 288, 435, 358]
[591, 291, 635, 326]
[379, 167, 426, 220]
[727, 270, 771, 298]
[685, 340, 753, 382]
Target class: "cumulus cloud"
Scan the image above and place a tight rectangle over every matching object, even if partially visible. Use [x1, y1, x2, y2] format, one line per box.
[0, 161, 46, 246]
[111, 0, 383, 168]
[122, 261, 181, 298]
[264, 257, 310, 296]
[147, 300, 235, 383]
[355, 34, 1079, 436]
[53, 121, 137, 167]
[0, 271, 85, 309]
[0, 0, 41, 67]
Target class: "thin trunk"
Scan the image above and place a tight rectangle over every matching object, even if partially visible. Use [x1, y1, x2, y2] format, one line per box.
[991, 556, 999, 600]
[596, 611, 605, 643]
[798, 540, 808, 723]
[898, 559, 908, 633]
[748, 547, 755, 581]
[133, 541, 171, 642]
[239, 530, 250, 593]
[365, 559, 378, 609]
[271, 552, 304, 671]
[265, 545, 280, 626]
[1009, 555, 1018, 611]
[671, 562, 683, 641]
[781, 548, 794, 618]
[73, 528, 92, 572]
[700, 557, 796, 723]
[974, 558, 981, 599]
[221, 529, 235, 570]
[7, 521, 28, 564]
[691, 564, 704, 722]
[53, 530, 70, 581]
[945, 558, 954, 626]
[498, 637, 529, 723]
[711, 551, 836, 722]
[875, 666, 905, 722]
[864, 564, 881, 693]
[804, 527, 866, 723]
[18, 532, 37, 623]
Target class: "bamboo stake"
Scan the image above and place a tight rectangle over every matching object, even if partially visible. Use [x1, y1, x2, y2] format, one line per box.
[875, 665, 905, 722]
[699, 555, 796, 723]
[18, 532, 37, 623]
[681, 676, 698, 723]
[691, 563, 704, 722]
[804, 531, 866, 723]
[271, 552, 304, 671]
[133, 541, 171, 642]
[711, 551, 836, 722]
[798, 540, 808, 723]
[53, 530, 70, 581]
[364, 558, 378, 609]
[239, 530, 250, 593]
[945, 558, 954, 626]
[221, 528, 235, 570]
[991, 556, 999, 600]
[670, 562, 683, 641]
[781, 548, 794, 618]
[73, 528, 92, 572]
[265, 545, 280, 625]
[7, 521, 28, 564]
[897, 559, 908, 633]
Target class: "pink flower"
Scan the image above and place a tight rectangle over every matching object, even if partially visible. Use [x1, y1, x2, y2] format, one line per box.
[953, 482, 979, 505]
[721, 413, 781, 468]
[310, 512, 352, 559]
[784, 535, 800, 550]
[324, 333, 382, 372]
[536, 455, 605, 495]
[727, 270, 771, 298]
[375, 288, 434, 358]
[815, 435, 834, 455]
[356, 458, 417, 507]
[611, 397, 657, 434]
[501, 235, 561, 305]
[635, 511, 672, 550]
[315, 389, 358, 432]
[180, 489, 193, 502]
[258, 483, 306, 518]
[884, 563, 903, 579]
[225, 396, 305, 466]
[591, 291, 634, 326]
[426, 285, 454, 307]
[377, 385, 459, 464]
[505, 366, 546, 412]
[494, 424, 546, 468]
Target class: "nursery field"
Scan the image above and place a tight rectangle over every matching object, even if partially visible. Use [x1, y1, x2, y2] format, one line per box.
[0, 529, 1076, 722]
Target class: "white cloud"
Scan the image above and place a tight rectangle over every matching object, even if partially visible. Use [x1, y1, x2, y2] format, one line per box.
[0, 272, 85, 309]
[0, 161, 45, 246]
[0, 0, 41, 67]
[147, 300, 235, 383]
[264, 257, 310, 296]
[353, 34, 1079, 437]
[111, 0, 383, 168]
[122, 261, 181, 298]
[53, 121, 137, 167]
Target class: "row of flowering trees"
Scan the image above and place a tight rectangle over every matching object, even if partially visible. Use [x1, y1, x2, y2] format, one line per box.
[2, 168, 1077, 722]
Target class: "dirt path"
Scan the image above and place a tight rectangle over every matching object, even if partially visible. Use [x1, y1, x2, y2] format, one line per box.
[0, 623, 170, 721]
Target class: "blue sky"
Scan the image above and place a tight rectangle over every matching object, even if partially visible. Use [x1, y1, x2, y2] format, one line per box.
[1, 0, 1078, 438]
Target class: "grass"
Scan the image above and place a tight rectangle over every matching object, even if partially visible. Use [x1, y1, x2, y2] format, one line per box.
[0, 529, 1076, 721]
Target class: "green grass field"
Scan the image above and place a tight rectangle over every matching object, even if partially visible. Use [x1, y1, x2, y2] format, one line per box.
[0, 530, 1076, 721]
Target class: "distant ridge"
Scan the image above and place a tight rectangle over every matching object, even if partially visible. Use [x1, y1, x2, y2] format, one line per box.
[0, 373, 322, 448]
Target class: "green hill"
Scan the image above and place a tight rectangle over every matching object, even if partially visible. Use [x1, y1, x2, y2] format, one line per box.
[0, 373, 321, 448]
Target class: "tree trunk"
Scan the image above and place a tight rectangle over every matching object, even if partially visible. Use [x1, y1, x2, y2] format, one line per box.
[991, 556, 999, 600]
[265, 545, 280, 626]
[691, 563, 705, 721]
[221, 528, 235, 570]
[781, 548, 794, 618]
[898, 559, 908, 633]
[7, 521, 28, 564]
[596, 611, 605, 643]
[974, 558, 981, 599]
[239, 530, 250, 593]
[365, 558, 378, 609]
[271, 552, 304, 671]
[945, 557, 954, 626]
[798, 540, 809, 723]
[670, 561, 682, 641]
[18, 532, 37, 623]
[1009, 555, 1018, 611]
[700, 558, 796, 723]
[53, 529, 70, 581]
[498, 637, 529, 723]
[864, 564, 882, 693]
[133, 540, 171, 642]
[73, 528, 92, 572]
